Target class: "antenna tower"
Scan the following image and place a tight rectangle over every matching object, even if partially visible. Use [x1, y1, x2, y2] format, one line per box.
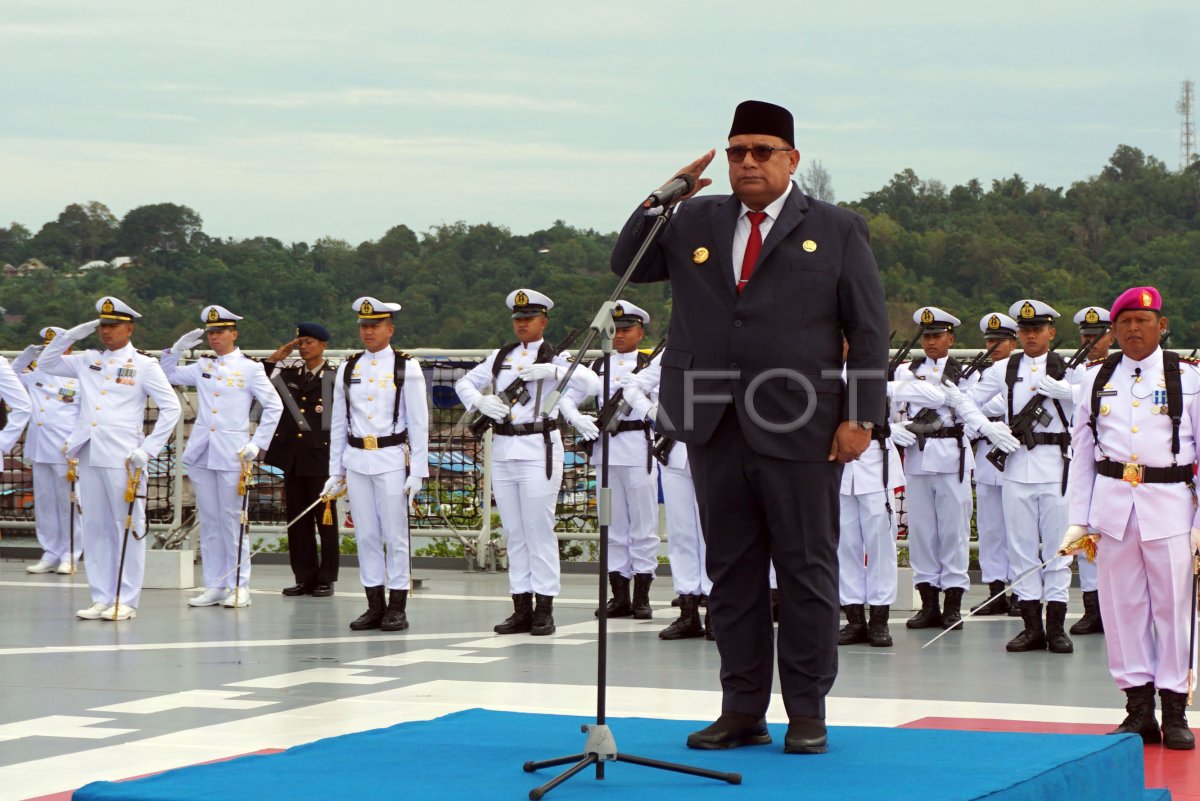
[1179, 80, 1196, 171]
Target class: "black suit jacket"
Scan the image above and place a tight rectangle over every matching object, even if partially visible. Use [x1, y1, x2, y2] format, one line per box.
[263, 360, 336, 477]
[612, 183, 888, 462]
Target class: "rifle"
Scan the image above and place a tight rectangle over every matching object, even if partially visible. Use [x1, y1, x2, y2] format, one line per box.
[468, 328, 582, 440]
[887, 329, 922, 380]
[959, 340, 1003, 382]
[596, 338, 667, 433]
[985, 335, 1096, 471]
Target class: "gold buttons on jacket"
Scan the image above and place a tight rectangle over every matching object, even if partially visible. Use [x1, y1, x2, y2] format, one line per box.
[1132, 400, 1140, 407]
[1131, 426, 1139, 433]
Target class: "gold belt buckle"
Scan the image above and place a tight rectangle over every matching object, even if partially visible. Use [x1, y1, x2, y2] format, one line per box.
[1121, 462, 1144, 487]
[363, 435, 378, 450]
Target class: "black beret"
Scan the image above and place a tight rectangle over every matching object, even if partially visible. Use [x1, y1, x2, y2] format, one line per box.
[296, 322, 330, 342]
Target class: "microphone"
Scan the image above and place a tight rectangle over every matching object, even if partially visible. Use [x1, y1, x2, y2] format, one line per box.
[644, 174, 696, 208]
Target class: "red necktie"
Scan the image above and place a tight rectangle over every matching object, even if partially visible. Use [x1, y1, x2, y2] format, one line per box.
[737, 211, 767, 294]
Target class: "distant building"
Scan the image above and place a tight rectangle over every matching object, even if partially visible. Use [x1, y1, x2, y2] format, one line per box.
[16, 259, 48, 274]
[79, 259, 110, 271]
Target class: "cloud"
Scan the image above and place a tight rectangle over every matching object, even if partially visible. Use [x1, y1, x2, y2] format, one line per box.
[211, 88, 597, 115]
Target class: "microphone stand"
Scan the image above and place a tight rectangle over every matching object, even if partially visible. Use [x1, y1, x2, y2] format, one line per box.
[525, 205, 740, 800]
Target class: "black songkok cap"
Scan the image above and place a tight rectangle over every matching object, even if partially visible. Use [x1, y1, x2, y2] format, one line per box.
[729, 100, 795, 147]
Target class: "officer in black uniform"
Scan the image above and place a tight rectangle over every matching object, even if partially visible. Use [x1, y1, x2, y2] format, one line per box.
[264, 323, 340, 597]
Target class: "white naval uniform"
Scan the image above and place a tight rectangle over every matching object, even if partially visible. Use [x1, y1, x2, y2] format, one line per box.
[583, 352, 659, 578]
[13, 354, 79, 567]
[839, 427, 904, 606]
[455, 340, 597, 597]
[891, 356, 978, 592]
[1068, 348, 1200, 693]
[968, 353, 1074, 603]
[1067, 362, 1098, 593]
[626, 353, 710, 597]
[971, 393, 1010, 584]
[330, 347, 429, 591]
[39, 339, 181, 609]
[161, 347, 282, 590]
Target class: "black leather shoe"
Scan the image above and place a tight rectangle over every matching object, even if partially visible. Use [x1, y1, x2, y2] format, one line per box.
[784, 716, 828, 754]
[282, 584, 312, 597]
[686, 713, 771, 750]
[311, 584, 334, 597]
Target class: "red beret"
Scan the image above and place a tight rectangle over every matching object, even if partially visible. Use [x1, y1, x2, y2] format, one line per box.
[1110, 286, 1162, 320]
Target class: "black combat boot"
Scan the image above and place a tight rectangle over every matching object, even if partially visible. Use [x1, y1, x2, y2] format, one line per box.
[659, 594, 704, 640]
[1159, 689, 1196, 750]
[906, 583, 942, 629]
[1069, 590, 1104, 635]
[1005, 600, 1047, 652]
[596, 572, 633, 618]
[941, 588, 965, 631]
[1007, 593, 1021, 617]
[632, 573, 654, 619]
[837, 604, 868, 645]
[1045, 601, 1074, 654]
[1108, 683, 1160, 744]
[867, 605, 893, 647]
[380, 589, 409, 632]
[971, 580, 1008, 616]
[531, 593, 556, 636]
[494, 592, 534, 634]
[349, 585, 386, 631]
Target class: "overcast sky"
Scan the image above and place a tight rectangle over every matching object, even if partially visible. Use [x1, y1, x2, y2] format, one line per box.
[2, 1, 1197, 244]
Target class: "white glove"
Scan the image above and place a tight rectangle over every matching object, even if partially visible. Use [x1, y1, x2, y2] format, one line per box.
[126, 448, 150, 469]
[1058, 524, 1092, 554]
[622, 384, 655, 420]
[65, 319, 100, 341]
[322, 475, 345, 498]
[522, 363, 561, 382]
[1191, 527, 1200, 554]
[1036, 376, 1073, 402]
[475, 395, 509, 422]
[980, 420, 1019, 454]
[171, 328, 205, 354]
[404, 475, 422, 507]
[565, 410, 600, 441]
[237, 442, 260, 461]
[13, 344, 42, 372]
[889, 419, 917, 448]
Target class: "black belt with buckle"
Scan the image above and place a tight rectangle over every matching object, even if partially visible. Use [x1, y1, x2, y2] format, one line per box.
[493, 421, 553, 436]
[611, 420, 650, 434]
[348, 431, 408, 450]
[1096, 459, 1194, 486]
[922, 424, 965, 440]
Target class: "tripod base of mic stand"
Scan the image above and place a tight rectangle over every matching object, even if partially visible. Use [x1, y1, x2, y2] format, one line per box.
[523, 723, 741, 800]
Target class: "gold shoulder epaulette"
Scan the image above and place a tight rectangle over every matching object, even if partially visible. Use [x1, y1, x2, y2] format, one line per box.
[1180, 356, 1200, 366]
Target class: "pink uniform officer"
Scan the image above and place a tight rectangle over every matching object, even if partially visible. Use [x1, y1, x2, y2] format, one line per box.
[1064, 286, 1198, 751]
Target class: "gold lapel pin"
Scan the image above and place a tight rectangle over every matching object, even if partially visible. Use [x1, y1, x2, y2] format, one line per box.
[802, 240, 817, 253]
[692, 247, 709, 264]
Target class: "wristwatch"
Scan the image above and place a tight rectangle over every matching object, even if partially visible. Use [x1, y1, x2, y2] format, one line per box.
[851, 420, 875, 431]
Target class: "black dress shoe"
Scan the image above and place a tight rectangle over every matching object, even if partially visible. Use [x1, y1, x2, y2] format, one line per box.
[311, 584, 334, 597]
[686, 713, 771, 750]
[282, 584, 312, 597]
[784, 716, 828, 754]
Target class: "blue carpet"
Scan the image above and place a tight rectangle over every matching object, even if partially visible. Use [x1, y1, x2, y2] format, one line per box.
[74, 709, 1155, 801]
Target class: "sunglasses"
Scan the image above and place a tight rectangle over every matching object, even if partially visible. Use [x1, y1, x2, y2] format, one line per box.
[725, 145, 793, 163]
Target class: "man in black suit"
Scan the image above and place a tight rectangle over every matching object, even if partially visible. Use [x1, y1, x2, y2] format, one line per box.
[612, 100, 888, 754]
[264, 323, 340, 597]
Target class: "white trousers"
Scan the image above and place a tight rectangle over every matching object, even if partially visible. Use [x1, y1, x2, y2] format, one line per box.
[1001, 480, 1070, 602]
[607, 464, 659, 577]
[1077, 552, 1098, 592]
[1098, 511, 1196, 693]
[79, 461, 147, 608]
[493, 457, 563, 596]
[906, 473, 970, 591]
[346, 467, 411, 590]
[190, 466, 249, 589]
[33, 461, 81, 565]
[975, 482, 1010, 583]
[660, 464, 710, 596]
[838, 490, 898, 606]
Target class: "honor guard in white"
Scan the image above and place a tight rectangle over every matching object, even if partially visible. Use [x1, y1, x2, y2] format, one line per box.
[560, 301, 661, 621]
[889, 307, 992, 634]
[40, 297, 182, 621]
[1064, 286, 1197, 750]
[838, 347, 905, 648]
[1065, 304, 1114, 636]
[161, 306, 283, 609]
[455, 289, 599, 637]
[623, 352, 714, 640]
[967, 313, 1020, 617]
[13, 328, 76, 574]
[327, 297, 429, 633]
[965, 299, 1077, 654]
